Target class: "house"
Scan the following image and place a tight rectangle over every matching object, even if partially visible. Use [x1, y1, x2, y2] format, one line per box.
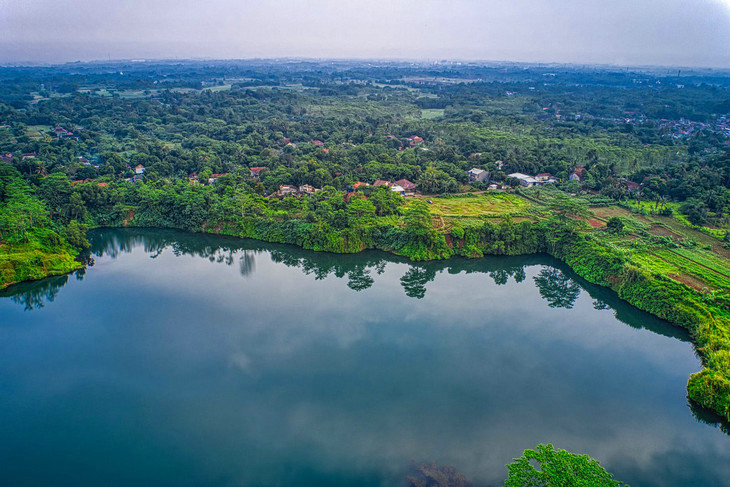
[54, 126, 69, 136]
[0, 153, 12, 163]
[508, 172, 539, 187]
[208, 173, 228, 184]
[352, 181, 369, 189]
[21, 152, 37, 159]
[373, 179, 391, 187]
[277, 185, 298, 197]
[394, 178, 416, 194]
[97, 182, 108, 188]
[298, 184, 316, 195]
[390, 185, 406, 196]
[188, 173, 200, 185]
[78, 156, 91, 166]
[535, 173, 557, 183]
[135, 164, 145, 174]
[312, 140, 324, 146]
[620, 179, 641, 192]
[569, 167, 586, 182]
[249, 166, 266, 179]
[405, 135, 424, 146]
[467, 168, 489, 182]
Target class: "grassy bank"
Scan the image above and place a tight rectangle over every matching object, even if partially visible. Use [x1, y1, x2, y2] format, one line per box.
[0, 228, 82, 289]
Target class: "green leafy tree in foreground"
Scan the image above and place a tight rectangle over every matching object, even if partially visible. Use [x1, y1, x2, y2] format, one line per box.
[505, 444, 625, 487]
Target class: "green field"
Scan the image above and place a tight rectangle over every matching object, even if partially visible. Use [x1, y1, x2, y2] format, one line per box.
[420, 108, 445, 119]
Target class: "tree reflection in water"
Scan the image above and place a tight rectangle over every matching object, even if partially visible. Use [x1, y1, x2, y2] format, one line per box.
[533, 268, 582, 309]
[0, 275, 70, 311]
[0, 227, 691, 344]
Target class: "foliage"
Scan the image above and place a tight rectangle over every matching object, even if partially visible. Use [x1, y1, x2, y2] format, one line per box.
[505, 444, 625, 487]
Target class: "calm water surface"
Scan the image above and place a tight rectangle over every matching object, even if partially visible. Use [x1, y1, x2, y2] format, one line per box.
[1, 229, 729, 487]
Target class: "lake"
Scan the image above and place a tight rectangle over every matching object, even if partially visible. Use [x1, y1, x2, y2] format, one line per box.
[1, 228, 729, 487]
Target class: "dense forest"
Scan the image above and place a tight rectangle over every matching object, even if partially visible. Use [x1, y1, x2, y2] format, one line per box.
[1, 60, 729, 424]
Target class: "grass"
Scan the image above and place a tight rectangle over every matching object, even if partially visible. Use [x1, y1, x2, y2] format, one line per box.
[420, 108, 445, 119]
[416, 193, 532, 218]
[0, 229, 81, 289]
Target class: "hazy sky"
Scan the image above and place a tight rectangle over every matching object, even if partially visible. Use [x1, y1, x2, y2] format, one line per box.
[1, 0, 730, 67]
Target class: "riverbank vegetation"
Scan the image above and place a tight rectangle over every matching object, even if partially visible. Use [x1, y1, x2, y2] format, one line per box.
[0, 60, 729, 422]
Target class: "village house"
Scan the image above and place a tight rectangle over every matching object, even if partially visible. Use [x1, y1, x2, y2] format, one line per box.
[405, 135, 424, 146]
[569, 166, 586, 182]
[467, 168, 489, 182]
[394, 178, 416, 195]
[188, 173, 200, 185]
[535, 173, 558, 183]
[135, 164, 145, 175]
[373, 179, 391, 187]
[312, 140, 324, 146]
[352, 181, 369, 189]
[21, 152, 37, 159]
[390, 185, 406, 196]
[620, 178, 641, 192]
[277, 185, 298, 197]
[208, 173, 230, 184]
[508, 172, 539, 187]
[249, 166, 266, 179]
[1, 153, 12, 163]
[298, 184, 316, 195]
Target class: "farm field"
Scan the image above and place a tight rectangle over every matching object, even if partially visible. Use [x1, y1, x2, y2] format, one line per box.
[414, 192, 532, 218]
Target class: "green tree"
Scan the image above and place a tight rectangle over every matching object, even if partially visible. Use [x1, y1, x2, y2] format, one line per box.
[505, 444, 625, 487]
[606, 217, 624, 234]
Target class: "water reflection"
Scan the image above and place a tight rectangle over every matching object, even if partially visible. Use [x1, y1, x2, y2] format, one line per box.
[533, 268, 582, 309]
[2, 228, 729, 486]
[1, 227, 693, 347]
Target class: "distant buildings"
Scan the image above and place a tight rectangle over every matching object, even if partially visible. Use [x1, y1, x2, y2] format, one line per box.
[405, 135, 424, 146]
[508, 172, 540, 187]
[535, 173, 557, 183]
[274, 184, 321, 198]
[467, 168, 489, 182]
[569, 167, 586, 182]
[393, 178, 416, 195]
[135, 164, 145, 175]
[208, 173, 228, 184]
[249, 166, 266, 179]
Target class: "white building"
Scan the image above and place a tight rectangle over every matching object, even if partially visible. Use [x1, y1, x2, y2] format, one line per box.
[508, 172, 539, 187]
